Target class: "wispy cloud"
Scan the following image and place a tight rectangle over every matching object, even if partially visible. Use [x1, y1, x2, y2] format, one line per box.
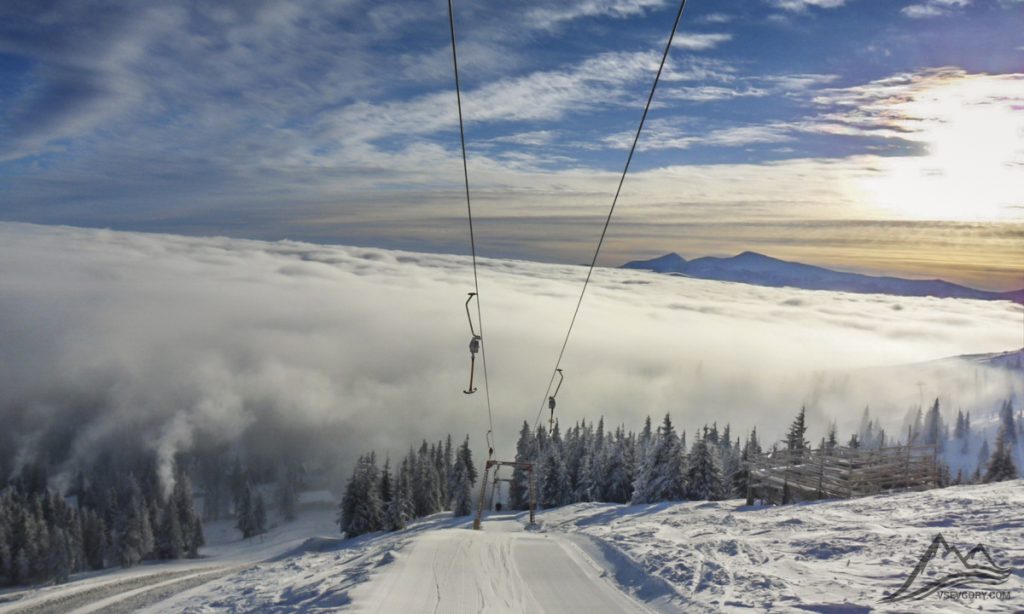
[768, 0, 848, 11]
[526, 0, 668, 29]
[902, 0, 971, 18]
[696, 12, 734, 24]
[673, 33, 734, 50]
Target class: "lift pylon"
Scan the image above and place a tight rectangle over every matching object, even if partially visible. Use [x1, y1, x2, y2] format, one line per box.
[473, 459, 536, 529]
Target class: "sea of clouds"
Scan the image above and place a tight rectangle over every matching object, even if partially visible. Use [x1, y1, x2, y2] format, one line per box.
[0, 223, 1020, 486]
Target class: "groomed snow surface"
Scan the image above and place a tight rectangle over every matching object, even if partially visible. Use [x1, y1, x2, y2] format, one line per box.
[2, 482, 1021, 613]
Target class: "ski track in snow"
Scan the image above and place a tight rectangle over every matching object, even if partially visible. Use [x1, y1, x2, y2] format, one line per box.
[347, 516, 650, 613]
[3, 482, 1023, 612]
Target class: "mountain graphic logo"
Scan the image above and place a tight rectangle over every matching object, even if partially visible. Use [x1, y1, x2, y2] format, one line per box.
[881, 534, 1012, 603]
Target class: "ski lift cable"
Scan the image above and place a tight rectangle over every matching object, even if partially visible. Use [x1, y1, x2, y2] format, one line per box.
[533, 0, 690, 432]
[448, 0, 495, 456]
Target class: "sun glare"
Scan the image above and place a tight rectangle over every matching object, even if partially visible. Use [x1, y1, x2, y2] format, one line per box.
[855, 75, 1024, 221]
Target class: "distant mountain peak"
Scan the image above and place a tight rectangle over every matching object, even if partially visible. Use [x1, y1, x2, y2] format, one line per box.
[621, 251, 1023, 303]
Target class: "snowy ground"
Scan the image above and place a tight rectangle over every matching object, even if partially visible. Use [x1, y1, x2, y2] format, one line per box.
[2, 482, 1021, 612]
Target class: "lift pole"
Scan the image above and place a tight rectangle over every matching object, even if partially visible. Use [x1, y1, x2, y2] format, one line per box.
[473, 459, 535, 529]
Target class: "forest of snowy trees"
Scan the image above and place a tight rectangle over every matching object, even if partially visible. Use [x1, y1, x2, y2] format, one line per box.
[0, 456, 202, 588]
[0, 444, 309, 588]
[338, 435, 477, 537]
[2, 398, 1019, 586]
[340, 399, 1021, 537]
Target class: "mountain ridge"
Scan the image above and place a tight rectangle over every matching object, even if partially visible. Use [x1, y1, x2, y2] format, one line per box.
[622, 251, 1023, 302]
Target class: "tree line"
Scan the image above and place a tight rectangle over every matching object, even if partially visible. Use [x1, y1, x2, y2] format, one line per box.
[0, 456, 202, 588]
[338, 435, 476, 537]
[340, 399, 1020, 536]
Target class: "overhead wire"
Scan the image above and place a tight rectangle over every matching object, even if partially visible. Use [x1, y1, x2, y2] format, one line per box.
[533, 0, 691, 431]
[447, 0, 496, 457]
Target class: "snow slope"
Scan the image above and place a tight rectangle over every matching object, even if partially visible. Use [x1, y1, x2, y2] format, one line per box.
[3, 483, 1021, 612]
[0, 509, 339, 614]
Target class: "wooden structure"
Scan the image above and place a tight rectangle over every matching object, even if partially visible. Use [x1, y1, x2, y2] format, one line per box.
[473, 459, 536, 529]
[745, 445, 939, 505]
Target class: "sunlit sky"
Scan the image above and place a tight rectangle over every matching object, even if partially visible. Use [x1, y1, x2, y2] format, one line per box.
[1, 0, 1022, 289]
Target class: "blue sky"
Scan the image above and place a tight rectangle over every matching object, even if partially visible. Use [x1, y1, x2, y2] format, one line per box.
[1, 0, 1022, 288]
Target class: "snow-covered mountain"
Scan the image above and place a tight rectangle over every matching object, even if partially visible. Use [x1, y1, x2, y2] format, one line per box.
[623, 251, 1024, 302]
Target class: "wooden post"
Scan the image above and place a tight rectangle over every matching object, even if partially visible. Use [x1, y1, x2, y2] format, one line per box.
[488, 471, 499, 511]
[816, 450, 826, 500]
[472, 462, 491, 530]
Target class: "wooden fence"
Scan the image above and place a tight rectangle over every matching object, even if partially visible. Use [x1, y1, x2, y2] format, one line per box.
[745, 445, 939, 505]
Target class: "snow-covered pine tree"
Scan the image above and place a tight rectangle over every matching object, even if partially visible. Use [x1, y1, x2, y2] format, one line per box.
[81, 508, 105, 570]
[977, 438, 990, 470]
[412, 442, 441, 517]
[172, 467, 202, 558]
[380, 457, 393, 518]
[115, 477, 144, 568]
[539, 422, 570, 508]
[47, 527, 70, 584]
[999, 399, 1018, 445]
[339, 453, 384, 538]
[442, 434, 454, 508]
[593, 418, 606, 495]
[157, 501, 183, 558]
[637, 416, 653, 465]
[687, 427, 725, 501]
[984, 424, 1019, 482]
[253, 492, 267, 536]
[385, 457, 412, 531]
[510, 422, 534, 510]
[234, 483, 257, 539]
[719, 436, 742, 498]
[458, 436, 477, 487]
[450, 450, 474, 516]
[954, 409, 966, 439]
[603, 426, 633, 503]
[631, 414, 685, 503]
[923, 398, 945, 452]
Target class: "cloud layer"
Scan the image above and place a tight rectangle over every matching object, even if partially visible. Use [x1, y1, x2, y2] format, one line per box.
[2, 224, 1020, 483]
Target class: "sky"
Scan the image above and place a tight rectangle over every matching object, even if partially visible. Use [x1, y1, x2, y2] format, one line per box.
[1, 224, 1020, 485]
[0, 0, 1023, 290]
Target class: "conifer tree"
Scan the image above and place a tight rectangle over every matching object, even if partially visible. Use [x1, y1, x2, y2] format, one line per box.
[510, 422, 535, 510]
[253, 492, 267, 536]
[786, 406, 809, 454]
[999, 399, 1018, 445]
[977, 438, 990, 470]
[604, 427, 634, 503]
[923, 398, 944, 451]
[450, 451, 474, 517]
[539, 423, 569, 508]
[632, 414, 685, 503]
[984, 425, 1019, 483]
[825, 422, 837, 452]
[687, 428, 724, 501]
[157, 502, 183, 559]
[339, 453, 384, 538]
[235, 484, 255, 539]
